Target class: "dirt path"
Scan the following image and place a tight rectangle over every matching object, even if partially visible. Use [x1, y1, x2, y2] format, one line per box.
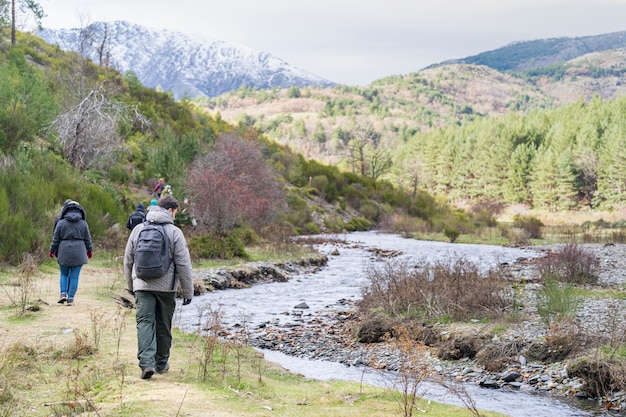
[1, 263, 236, 417]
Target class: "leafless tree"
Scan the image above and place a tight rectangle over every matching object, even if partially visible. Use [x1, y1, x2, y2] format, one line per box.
[49, 87, 149, 170]
[346, 121, 392, 180]
[186, 134, 285, 234]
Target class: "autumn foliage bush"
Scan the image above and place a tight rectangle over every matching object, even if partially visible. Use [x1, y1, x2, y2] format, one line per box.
[185, 134, 286, 235]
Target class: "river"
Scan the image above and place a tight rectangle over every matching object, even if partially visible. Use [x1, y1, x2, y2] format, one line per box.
[176, 231, 614, 417]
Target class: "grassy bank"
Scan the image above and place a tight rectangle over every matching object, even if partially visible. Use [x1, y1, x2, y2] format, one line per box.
[0, 253, 506, 417]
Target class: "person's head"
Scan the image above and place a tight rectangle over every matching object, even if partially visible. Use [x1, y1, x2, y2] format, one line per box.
[158, 195, 180, 219]
[159, 177, 164, 183]
[137, 203, 145, 211]
[150, 199, 157, 206]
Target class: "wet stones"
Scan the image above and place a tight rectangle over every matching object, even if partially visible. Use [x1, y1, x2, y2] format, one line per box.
[193, 255, 329, 290]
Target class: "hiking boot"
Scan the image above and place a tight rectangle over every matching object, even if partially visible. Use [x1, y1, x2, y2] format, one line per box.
[141, 367, 155, 379]
[67, 299, 74, 306]
[57, 294, 67, 304]
[156, 363, 169, 374]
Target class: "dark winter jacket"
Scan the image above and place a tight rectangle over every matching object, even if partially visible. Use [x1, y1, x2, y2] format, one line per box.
[49, 201, 93, 266]
[53, 199, 74, 232]
[123, 205, 194, 299]
[126, 204, 146, 230]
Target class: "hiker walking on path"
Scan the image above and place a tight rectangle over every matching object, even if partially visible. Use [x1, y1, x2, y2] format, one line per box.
[126, 203, 146, 231]
[153, 178, 165, 198]
[49, 200, 93, 306]
[123, 195, 194, 380]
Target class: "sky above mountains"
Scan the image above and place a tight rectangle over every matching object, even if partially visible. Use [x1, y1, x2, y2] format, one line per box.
[40, 0, 626, 86]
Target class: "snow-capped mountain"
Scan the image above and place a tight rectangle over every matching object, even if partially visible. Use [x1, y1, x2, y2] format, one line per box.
[38, 21, 335, 99]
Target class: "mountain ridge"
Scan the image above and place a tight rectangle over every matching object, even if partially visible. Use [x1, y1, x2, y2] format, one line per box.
[38, 21, 336, 99]
[436, 30, 626, 72]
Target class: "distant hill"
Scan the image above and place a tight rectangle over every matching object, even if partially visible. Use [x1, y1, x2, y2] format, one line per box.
[37, 21, 336, 100]
[199, 63, 554, 165]
[437, 30, 626, 72]
[201, 46, 626, 167]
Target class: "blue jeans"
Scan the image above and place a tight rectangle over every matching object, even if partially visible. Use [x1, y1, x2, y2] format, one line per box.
[59, 265, 82, 300]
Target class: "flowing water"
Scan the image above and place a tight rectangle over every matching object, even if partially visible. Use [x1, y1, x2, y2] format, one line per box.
[176, 231, 614, 416]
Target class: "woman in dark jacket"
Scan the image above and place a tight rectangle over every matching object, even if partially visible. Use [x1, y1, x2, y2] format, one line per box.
[49, 200, 93, 306]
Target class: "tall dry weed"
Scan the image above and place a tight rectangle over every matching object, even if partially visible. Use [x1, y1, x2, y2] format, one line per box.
[385, 326, 433, 417]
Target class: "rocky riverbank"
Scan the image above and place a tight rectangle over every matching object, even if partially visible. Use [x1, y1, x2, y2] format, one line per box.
[193, 253, 328, 290]
[196, 242, 626, 412]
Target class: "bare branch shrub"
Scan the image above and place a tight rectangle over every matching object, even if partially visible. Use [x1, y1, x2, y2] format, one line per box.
[602, 301, 626, 358]
[358, 257, 511, 322]
[50, 87, 149, 170]
[88, 307, 108, 350]
[536, 243, 600, 284]
[111, 306, 132, 361]
[385, 326, 433, 417]
[442, 379, 483, 417]
[196, 303, 224, 382]
[12, 253, 37, 318]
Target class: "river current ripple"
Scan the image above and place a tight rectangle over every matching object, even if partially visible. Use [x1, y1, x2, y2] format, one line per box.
[176, 231, 609, 417]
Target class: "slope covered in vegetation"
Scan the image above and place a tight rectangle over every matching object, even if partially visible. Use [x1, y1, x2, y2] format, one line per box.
[0, 31, 477, 266]
[202, 49, 626, 212]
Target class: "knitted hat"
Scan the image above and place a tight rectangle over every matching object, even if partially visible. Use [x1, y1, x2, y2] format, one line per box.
[137, 203, 145, 211]
[150, 199, 157, 206]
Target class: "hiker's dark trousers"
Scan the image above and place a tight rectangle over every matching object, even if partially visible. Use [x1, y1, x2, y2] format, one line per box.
[135, 291, 176, 371]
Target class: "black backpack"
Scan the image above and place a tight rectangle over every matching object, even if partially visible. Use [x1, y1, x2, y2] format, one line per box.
[127, 211, 146, 230]
[134, 222, 172, 279]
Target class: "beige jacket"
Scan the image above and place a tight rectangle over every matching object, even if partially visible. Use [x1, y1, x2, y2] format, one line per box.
[123, 206, 194, 299]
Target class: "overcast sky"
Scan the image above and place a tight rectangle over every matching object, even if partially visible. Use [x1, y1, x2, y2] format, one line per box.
[38, 0, 626, 86]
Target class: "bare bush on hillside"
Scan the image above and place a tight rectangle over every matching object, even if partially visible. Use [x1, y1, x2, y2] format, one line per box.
[50, 88, 149, 170]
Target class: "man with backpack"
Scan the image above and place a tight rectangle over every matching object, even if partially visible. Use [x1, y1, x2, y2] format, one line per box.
[126, 203, 146, 231]
[123, 195, 194, 380]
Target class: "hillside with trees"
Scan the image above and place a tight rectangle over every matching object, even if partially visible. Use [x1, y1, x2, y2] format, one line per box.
[201, 49, 626, 212]
[0, 30, 484, 266]
[199, 64, 553, 167]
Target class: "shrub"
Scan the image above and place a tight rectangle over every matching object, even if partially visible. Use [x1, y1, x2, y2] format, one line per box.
[512, 215, 543, 239]
[232, 227, 260, 246]
[358, 258, 510, 322]
[310, 175, 328, 193]
[536, 278, 581, 326]
[358, 200, 380, 222]
[107, 163, 131, 183]
[536, 243, 600, 284]
[444, 227, 460, 243]
[345, 217, 372, 232]
[188, 233, 249, 260]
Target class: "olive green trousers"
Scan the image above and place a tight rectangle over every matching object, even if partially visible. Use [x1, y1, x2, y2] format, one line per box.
[135, 291, 176, 371]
